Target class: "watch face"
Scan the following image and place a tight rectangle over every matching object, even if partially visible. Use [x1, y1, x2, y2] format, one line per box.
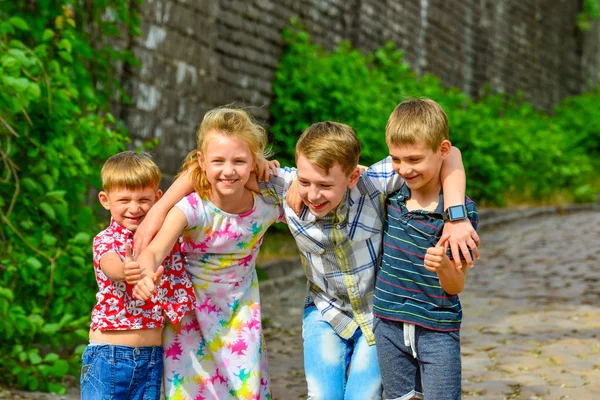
[449, 205, 466, 220]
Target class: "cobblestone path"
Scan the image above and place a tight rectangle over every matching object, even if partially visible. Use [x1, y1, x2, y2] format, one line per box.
[262, 210, 600, 400]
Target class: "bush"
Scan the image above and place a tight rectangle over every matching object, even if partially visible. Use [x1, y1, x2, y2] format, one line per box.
[270, 23, 598, 206]
[0, 1, 138, 392]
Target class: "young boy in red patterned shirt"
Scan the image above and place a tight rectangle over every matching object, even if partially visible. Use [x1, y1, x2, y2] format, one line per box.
[80, 151, 195, 399]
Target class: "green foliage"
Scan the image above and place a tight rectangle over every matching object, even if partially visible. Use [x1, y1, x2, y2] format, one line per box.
[0, 0, 138, 392]
[270, 23, 599, 206]
[578, 0, 600, 31]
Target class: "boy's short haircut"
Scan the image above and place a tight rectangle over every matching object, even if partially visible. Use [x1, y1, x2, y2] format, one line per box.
[386, 98, 449, 150]
[295, 121, 361, 176]
[101, 151, 161, 191]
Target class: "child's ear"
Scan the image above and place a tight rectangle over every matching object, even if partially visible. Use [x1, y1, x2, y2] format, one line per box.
[98, 191, 111, 210]
[439, 140, 452, 160]
[197, 151, 204, 169]
[347, 167, 361, 189]
[155, 189, 163, 201]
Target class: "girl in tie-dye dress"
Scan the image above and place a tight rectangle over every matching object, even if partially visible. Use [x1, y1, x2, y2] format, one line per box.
[134, 108, 284, 399]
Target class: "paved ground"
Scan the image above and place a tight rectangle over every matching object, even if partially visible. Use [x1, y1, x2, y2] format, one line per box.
[263, 210, 600, 399]
[2, 209, 599, 399]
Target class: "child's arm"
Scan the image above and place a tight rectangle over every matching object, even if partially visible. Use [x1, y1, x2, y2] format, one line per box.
[134, 207, 189, 300]
[99, 243, 141, 283]
[424, 243, 467, 295]
[134, 171, 194, 256]
[439, 147, 480, 268]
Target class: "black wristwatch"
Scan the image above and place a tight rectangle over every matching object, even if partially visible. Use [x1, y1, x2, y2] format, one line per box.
[444, 205, 468, 222]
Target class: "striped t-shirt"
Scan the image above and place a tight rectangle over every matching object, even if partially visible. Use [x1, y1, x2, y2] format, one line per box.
[373, 183, 479, 331]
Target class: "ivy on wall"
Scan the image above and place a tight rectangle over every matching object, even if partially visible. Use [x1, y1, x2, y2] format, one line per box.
[578, 0, 600, 30]
[0, 0, 139, 392]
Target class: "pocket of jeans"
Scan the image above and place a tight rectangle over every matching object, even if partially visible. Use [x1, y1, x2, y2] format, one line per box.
[448, 330, 460, 342]
[80, 346, 94, 384]
[80, 364, 91, 383]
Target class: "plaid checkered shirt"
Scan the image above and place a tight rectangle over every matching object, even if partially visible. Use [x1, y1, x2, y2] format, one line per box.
[260, 157, 402, 345]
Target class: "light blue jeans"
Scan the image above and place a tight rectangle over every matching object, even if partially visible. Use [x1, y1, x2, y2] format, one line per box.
[303, 304, 383, 400]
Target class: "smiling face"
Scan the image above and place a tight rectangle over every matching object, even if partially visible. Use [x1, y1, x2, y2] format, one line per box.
[199, 131, 255, 203]
[388, 139, 450, 195]
[296, 153, 360, 218]
[99, 186, 162, 232]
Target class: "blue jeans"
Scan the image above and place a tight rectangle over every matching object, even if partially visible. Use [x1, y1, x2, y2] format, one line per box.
[303, 305, 382, 400]
[80, 344, 163, 400]
[373, 317, 461, 400]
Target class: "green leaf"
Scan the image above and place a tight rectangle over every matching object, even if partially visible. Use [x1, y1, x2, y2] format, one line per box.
[9, 16, 29, 31]
[42, 29, 55, 41]
[47, 382, 67, 394]
[0, 288, 14, 302]
[7, 49, 28, 64]
[58, 39, 72, 53]
[26, 257, 43, 270]
[28, 349, 42, 364]
[40, 174, 55, 191]
[58, 51, 73, 63]
[41, 323, 61, 334]
[48, 359, 69, 377]
[27, 377, 39, 391]
[39, 202, 56, 220]
[43, 352, 60, 362]
[42, 233, 58, 247]
[72, 256, 85, 267]
[72, 232, 91, 244]
[46, 190, 67, 198]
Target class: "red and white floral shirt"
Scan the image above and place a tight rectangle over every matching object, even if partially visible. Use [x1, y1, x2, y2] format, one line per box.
[90, 219, 196, 331]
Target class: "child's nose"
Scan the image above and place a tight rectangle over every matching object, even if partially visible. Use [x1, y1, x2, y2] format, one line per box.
[400, 165, 412, 176]
[308, 186, 320, 200]
[223, 163, 235, 175]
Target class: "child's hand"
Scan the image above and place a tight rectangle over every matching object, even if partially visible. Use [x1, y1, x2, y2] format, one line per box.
[438, 219, 480, 268]
[123, 243, 142, 284]
[423, 243, 449, 273]
[255, 158, 280, 183]
[133, 266, 164, 301]
[285, 179, 303, 216]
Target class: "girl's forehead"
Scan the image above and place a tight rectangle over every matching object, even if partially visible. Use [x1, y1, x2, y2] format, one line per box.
[204, 133, 253, 156]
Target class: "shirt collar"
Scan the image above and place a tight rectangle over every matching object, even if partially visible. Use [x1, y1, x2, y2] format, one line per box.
[332, 190, 349, 223]
[109, 218, 134, 239]
[396, 183, 445, 216]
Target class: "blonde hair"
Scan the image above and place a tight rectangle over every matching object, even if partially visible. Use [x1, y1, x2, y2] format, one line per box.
[386, 98, 449, 150]
[101, 151, 161, 191]
[179, 107, 270, 198]
[295, 121, 361, 176]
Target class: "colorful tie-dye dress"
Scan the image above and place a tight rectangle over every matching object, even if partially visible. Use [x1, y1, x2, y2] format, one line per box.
[163, 192, 284, 400]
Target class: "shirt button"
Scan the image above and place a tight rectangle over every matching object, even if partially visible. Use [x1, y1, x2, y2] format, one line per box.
[335, 224, 341, 229]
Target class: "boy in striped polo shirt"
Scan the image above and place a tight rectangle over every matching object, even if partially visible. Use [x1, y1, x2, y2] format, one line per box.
[373, 99, 479, 400]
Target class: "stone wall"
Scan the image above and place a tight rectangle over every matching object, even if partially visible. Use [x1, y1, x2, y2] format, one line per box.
[119, 0, 599, 178]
